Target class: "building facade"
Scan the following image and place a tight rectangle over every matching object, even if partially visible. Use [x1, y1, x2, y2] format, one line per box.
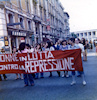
[0, 0, 34, 52]
[74, 29, 97, 42]
[31, 0, 65, 43]
[64, 12, 70, 39]
[0, 0, 69, 52]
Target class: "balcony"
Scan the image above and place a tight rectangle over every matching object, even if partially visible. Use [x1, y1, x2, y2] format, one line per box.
[33, 15, 41, 24]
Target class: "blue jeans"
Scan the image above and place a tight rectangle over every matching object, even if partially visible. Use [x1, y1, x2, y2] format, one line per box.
[72, 57, 84, 76]
[23, 74, 34, 85]
[35, 73, 44, 78]
[0, 74, 2, 80]
[0, 74, 7, 80]
[72, 71, 84, 75]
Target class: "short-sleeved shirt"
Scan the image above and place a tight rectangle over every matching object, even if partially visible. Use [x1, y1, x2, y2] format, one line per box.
[75, 43, 84, 52]
[68, 44, 80, 50]
[59, 45, 68, 50]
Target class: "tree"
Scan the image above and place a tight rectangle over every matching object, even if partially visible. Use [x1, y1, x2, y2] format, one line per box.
[71, 32, 77, 38]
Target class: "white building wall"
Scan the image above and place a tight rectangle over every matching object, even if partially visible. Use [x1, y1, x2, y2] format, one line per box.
[74, 29, 97, 42]
[0, 8, 7, 36]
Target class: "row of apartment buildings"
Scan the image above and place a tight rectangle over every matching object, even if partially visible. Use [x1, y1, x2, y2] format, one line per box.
[0, 0, 70, 52]
[74, 29, 97, 42]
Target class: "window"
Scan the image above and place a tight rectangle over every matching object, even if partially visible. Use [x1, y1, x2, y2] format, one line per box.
[81, 33, 83, 36]
[20, 18, 24, 28]
[28, 21, 31, 30]
[8, 13, 13, 23]
[88, 32, 91, 36]
[42, 26, 43, 32]
[93, 31, 96, 36]
[26, 0, 30, 13]
[39, 0, 41, 5]
[34, 5, 37, 14]
[40, 7, 42, 20]
[77, 33, 79, 37]
[36, 27, 38, 34]
[18, 0, 22, 9]
[44, 10, 46, 21]
[84, 33, 87, 36]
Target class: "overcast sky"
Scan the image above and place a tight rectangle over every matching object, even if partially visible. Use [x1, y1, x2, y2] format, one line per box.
[60, 0, 97, 32]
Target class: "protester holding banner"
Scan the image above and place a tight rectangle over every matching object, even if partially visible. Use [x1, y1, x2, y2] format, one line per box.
[75, 38, 85, 77]
[27, 44, 35, 79]
[44, 41, 61, 77]
[12, 46, 23, 80]
[19, 43, 34, 86]
[68, 38, 86, 86]
[35, 44, 44, 79]
[59, 40, 69, 78]
[0, 49, 7, 81]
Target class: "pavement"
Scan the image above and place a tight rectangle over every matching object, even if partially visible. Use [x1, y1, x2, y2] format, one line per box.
[0, 48, 97, 100]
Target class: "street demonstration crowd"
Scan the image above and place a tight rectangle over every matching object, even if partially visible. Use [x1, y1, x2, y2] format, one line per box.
[0, 38, 94, 86]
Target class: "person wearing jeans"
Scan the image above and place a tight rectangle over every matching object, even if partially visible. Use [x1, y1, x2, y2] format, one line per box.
[19, 43, 34, 86]
[68, 38, 86, 86]
[0, 74, 7, 81]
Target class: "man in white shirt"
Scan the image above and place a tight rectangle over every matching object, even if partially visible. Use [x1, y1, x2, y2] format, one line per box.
[75, 38, 84, 53]
[69, 38, 86, 86]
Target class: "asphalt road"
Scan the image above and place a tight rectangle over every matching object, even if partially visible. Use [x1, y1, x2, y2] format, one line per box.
[0, 49, 97, 100]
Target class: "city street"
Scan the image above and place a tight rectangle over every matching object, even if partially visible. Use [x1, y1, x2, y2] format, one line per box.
[0, 49, 97, 100]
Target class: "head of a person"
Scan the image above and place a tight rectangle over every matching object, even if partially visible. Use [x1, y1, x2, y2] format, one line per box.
[12, 46, 17, 53]
[19, 42, 26, 52]
[90, 40, 92, 43]
[86, 40, 88, 44]
[42, 42, 46, 47]
[46, 41, 51, 48]
[69, 38, 75, 45]
[31, 45, 34, 48]
[57, 40, 61, 44]
[1, 48, 5, 53]
[51, 41, 54, 46]
[36, 43, 41, 50]
[62, 40, 67, 46]
[40, 42, 43, 47]
[81, 38, 85, 45]
[26, 44, 31, 49]
[75, 38, 79, 44]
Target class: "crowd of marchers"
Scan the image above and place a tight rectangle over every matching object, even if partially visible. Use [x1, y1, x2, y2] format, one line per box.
[0, 38, 95, 86]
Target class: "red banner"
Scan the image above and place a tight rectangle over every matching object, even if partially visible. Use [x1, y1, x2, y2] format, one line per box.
[0, 49, 83, 74]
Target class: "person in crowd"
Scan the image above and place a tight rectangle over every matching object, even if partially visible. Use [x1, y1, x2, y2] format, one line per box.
[85, 40, 89, 49]
[12, 46, 23, 80]
[89, 40, 93, 50]
[19, 42, 34, 86]
[44, 41, 60, 77]
[26, 44, 36, 79]
[35, 43, 44, 79]
[93, 40, 96, 47]
[0, 48, 7, 81]
[75, 38, 84, 56]
[46, 41, 54, 77]
[75, 38, 85, 77]
[54, 40, 62, 50]
[30, 45, 35, 52]
[51, 41, 61, 77]
[81, 38, 87, 61]
[68, 38, 86, 86]
[59, 40, 69, 78]
[42, 42, 46, 51]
